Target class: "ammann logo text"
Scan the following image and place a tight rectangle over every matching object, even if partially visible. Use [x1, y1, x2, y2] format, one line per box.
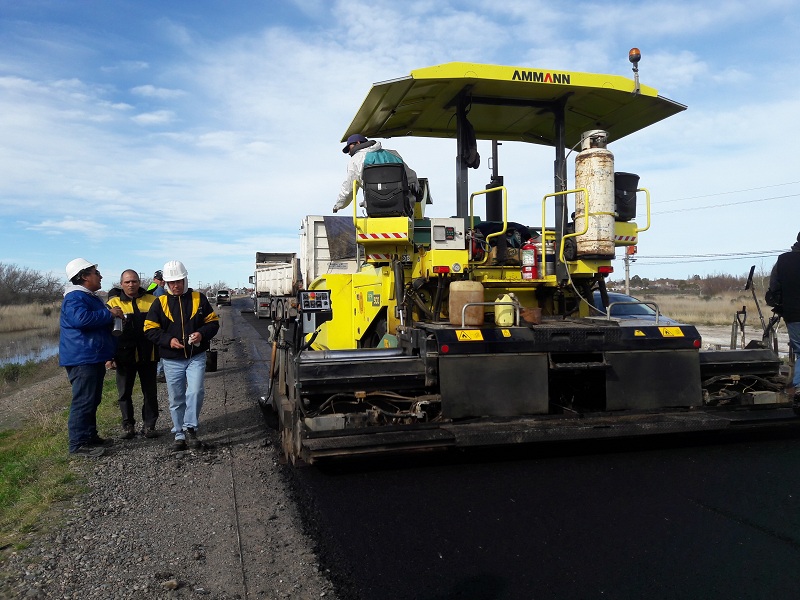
[512, 70, 570, 84]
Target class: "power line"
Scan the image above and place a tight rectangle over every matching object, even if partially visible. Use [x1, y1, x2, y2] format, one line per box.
[621, 249, 786, 266]
[641, 250, 785, 259]
[653, 193, 800, 215]
[658, 181, 800, 204]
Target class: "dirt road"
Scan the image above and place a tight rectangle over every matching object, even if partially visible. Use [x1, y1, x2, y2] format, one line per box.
[1, 300, 337, 599]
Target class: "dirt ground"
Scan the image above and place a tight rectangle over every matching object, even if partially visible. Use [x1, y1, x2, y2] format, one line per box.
[0, 305, 337, 599]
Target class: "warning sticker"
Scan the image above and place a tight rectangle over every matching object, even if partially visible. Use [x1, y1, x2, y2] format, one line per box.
[658, 326, 684, 337]
[634, 329, 646, 337]
[501, 329, 511, 338]
[456, 330, 484, 341]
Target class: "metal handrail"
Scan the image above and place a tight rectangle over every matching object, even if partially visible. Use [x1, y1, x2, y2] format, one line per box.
[469, 186, 508, 266]
[601, 300, 666, 323]
[461, 301, 519, 328]
[634, 187, 651, 234]
[540, 187, 589, 268]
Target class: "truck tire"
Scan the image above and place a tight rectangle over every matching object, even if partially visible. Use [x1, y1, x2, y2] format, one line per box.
[275, 299, 285, 322]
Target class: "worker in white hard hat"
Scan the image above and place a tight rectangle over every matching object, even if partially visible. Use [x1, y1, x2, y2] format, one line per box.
[144, 260, 220, 451]
[60, 258, 125, 457]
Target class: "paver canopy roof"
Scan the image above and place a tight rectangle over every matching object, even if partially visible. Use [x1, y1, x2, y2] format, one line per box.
[342, 62, 686, 149]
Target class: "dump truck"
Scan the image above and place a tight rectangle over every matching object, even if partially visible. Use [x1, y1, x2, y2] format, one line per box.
[250, 216, 359, 320]
[264, 53, 796, 465]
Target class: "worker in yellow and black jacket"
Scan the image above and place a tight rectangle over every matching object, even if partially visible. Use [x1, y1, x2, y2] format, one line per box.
[144, 260, 219, 451]
[106, 269, 160, 440]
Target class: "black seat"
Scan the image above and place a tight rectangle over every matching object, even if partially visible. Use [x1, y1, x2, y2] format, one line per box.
[363, 163, 412, 218]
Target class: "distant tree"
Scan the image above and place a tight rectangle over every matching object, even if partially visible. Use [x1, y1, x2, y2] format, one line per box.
[699, 273, 745, 298]
[630, 275, 642, 287]
[207, 281, 229, 294]
[0, 263, 62, 305]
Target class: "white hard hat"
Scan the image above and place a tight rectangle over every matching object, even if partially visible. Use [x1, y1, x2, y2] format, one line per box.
[162, 260, 188, 282]
[66, 258, 96, 280]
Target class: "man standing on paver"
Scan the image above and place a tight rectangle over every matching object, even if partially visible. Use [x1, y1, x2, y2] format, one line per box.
[767, 231, 800, 406]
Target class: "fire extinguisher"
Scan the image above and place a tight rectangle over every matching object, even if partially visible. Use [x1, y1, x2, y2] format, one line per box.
[521, 239, 538, 280]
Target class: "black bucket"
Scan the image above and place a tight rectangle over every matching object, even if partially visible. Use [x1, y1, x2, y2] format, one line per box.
[205, 350, 218, 372]
[614, 172, 639, 222]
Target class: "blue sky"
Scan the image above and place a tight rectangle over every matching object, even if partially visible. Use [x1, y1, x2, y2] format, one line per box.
[2, 0, 799, 290]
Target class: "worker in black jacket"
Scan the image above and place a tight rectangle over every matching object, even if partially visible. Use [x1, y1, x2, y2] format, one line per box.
[106, 270, 160, 439]
[144, 260, 219, 451]
[766, 232, 800, 400]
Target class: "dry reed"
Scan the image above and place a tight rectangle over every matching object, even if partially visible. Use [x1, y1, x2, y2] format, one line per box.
[0, 303, 60, 335]
[640, 291, 770, 326]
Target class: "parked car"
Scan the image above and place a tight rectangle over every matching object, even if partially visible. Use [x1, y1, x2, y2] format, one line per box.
[591, 291, 680, 325]
[216, 289, 231, 306]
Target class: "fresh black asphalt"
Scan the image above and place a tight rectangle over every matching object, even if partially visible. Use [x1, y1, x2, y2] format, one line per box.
[239, 300, 800, 600]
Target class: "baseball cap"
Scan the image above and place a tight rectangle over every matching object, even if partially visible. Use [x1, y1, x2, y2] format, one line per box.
[342, 134, 368, 153]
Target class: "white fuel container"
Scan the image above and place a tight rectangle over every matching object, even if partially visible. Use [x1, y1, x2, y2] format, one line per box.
[574, 130, 615, 258]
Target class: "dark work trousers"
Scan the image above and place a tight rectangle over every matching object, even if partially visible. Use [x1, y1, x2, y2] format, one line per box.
[66, 362, 106, 452]
[115, 360, 159, 428]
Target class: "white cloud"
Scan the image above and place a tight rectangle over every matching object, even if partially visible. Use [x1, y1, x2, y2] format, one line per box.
[131, 84, 185, 99]
[1, 0, 799, 283]
[28, 217, 110, 237]
[132, 110, 176, 125]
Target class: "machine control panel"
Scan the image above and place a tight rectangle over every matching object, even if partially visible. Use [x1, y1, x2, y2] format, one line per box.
[430, 217, 466, 250]
[298, 290, 331, 312]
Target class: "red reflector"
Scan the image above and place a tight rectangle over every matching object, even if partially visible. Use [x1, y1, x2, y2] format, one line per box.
[598, 266, 614, 274]
[433, 266, 451, 274]
[441, 344, 450, 354]
[693, 339, 701, 348]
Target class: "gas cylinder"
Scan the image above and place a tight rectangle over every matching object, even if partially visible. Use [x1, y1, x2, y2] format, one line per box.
[521, 239, 538, 280]
[574, 130, 615, 258]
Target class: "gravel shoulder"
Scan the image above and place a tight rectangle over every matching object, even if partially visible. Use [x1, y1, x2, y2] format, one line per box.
[0, 305, 337, 600]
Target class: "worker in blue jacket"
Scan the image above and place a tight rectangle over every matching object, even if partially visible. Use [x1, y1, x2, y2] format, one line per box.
[60, 258, 123, 457]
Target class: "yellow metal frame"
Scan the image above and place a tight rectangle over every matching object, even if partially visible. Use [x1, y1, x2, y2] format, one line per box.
[541, 188, 589, 269]
[469, 186, 508, 266]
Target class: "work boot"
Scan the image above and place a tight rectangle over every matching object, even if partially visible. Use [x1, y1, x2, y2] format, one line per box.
[121, 424, 135, 440]
[143, 425, 158, 439]
[173, 438, 187, 451]
[70, 445, 105, 458]
[89, 435, 113, 448]
[185, 427, 202, 449]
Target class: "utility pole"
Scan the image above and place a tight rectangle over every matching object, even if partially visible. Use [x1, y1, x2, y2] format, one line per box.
[624, 246, 637, 295]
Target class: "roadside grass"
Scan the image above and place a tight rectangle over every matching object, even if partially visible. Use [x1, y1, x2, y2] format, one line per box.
[638, 291, 765, 326]
[0, 360, 44, 391]
[0, 377, 120, 558]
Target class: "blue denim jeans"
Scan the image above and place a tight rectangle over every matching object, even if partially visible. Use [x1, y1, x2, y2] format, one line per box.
[66, 363, 106, 453]
[162, 352, 206, 439]
[787, 321, 800, 388]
